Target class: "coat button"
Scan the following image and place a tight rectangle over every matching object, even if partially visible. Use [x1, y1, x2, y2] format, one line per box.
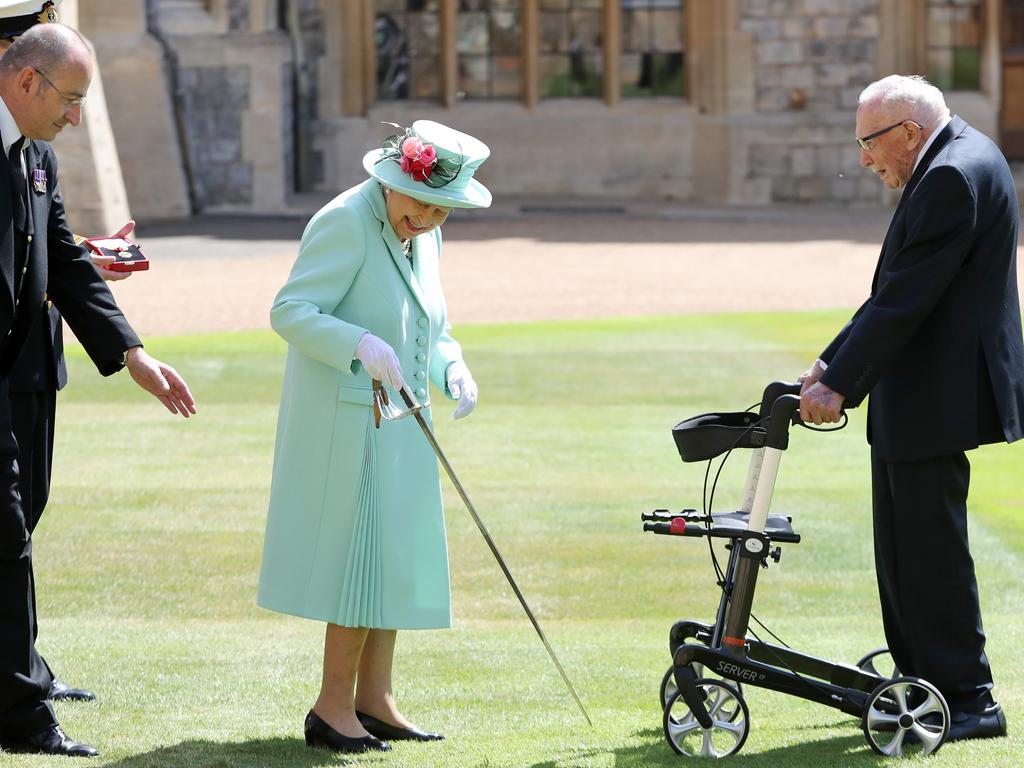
[415, 370, 426, 381]
[26, 235, 32, 242]
[416, 353, 426, 364]
[416, 387, 427, 399]
[416, 335, 426, 346]
[417, 317, 428, 328]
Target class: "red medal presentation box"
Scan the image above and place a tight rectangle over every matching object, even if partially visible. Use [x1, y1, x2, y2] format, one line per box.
[75, 222, 150, 272]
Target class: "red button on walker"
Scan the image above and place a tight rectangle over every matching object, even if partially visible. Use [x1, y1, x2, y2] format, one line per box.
[669, 518, 686, 535]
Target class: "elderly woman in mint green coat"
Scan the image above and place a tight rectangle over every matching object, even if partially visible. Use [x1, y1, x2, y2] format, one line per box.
[257, 121, 491, 754]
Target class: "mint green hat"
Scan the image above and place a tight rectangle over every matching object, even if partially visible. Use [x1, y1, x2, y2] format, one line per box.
[362, 120, 492, 209]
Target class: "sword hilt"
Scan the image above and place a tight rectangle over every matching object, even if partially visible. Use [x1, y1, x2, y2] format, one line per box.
[398, 385, 418, 410]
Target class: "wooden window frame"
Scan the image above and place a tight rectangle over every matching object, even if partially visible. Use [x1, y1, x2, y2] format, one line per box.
[365, 0, 687, 111]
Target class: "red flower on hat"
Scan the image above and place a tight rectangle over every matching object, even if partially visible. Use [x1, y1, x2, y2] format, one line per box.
[397, 133, 436, 182]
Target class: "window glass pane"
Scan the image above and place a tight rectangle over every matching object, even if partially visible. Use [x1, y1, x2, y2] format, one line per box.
[1006, 0, 1024, 48]
[621, 0, 685, 98]
[540, 11, 568, 53]
[458, 58, 487, 98]
[457, 11, 489, 54]
[925, 0, 981, 91]
[375, 1, 440, 101]
[456, 0, 522, 99]
[539, 0, 603, 99]
[492, 55, 523, 97]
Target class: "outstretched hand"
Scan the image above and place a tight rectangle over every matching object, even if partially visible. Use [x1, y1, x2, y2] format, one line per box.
[125, 347, 197, 418]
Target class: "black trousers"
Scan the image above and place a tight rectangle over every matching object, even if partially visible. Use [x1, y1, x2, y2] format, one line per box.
[0, 381, 56, 734]
[10, 388, 55, 535]
[871, 449, 994, 712]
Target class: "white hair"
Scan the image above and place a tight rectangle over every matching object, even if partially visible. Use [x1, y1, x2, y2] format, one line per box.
[858, 75, 950, 129]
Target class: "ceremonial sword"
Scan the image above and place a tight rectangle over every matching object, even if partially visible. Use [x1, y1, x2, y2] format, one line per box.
[372, 380, 593, 726]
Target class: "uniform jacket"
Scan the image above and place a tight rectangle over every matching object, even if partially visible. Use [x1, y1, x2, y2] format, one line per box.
[821, 116, 1024, 461]
[258, 180, 463, 629]
[8, 303, 66, 393]
[0, 137, 138, 380]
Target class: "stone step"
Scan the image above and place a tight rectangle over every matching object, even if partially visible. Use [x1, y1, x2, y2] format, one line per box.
[155, 0, 220, 35]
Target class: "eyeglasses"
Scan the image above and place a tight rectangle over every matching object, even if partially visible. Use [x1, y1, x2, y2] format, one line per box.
[856, 120, 921, 151]
[33, 67, 87, 108]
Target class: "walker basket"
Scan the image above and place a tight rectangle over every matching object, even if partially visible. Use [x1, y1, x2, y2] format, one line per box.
[672, 411, 766, 462]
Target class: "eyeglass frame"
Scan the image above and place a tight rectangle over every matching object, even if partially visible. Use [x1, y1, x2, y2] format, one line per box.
[32, 66, 87, 109]
[856, 120, 921, 151]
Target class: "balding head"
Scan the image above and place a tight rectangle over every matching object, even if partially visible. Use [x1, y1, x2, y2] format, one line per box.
[0, 22, 90, 76]
[0, 22, 91, 140]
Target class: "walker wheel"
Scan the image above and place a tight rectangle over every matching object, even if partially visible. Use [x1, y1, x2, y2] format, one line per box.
[663, 678, 750, 758]
[862, 676, 949, 757]
[660, 664, 743, 721]
[855, 647, 900, 680]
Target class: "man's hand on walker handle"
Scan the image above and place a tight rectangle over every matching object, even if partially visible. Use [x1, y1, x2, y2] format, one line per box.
[800, 380, 845, 425]
[125, 347, 197, 418]
[798, 358, 828, 395]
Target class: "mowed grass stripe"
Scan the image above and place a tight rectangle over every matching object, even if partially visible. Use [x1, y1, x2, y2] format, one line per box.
[11, 313, 1021, 767]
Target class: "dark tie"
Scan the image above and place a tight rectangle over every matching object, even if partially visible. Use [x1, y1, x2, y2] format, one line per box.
[8, 138, 27, 232]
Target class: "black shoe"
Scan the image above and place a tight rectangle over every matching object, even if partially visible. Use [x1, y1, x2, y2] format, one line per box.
[48, 679, 97, 702]
[946, 703, 1007, 742]
[0, 724, 98, 757]
[303, 710, 391, 753]
[357, 710, 444, 741]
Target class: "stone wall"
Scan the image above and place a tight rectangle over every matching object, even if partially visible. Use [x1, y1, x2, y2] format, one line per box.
[158, 12, 294, 214]
[177, 64, 253, 208]
[738, 0, 883, 203]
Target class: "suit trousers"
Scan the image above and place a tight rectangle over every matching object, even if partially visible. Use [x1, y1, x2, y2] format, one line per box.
[10, 388, 55, 535]
[871, 449, 994, 712]
[0, 380, 56, 734]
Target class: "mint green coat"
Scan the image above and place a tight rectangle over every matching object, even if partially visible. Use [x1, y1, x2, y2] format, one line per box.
[257, 180, 462, 629]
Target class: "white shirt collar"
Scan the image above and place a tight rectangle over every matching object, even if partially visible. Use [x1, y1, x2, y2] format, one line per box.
[0, 94, 23, 157]
[912, 115, 952, 175]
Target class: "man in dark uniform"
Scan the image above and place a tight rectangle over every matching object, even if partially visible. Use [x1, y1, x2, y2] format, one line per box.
[0, 24, 196, 757]
[0, 0, 127, 708]
[801, 75, 1024, 742]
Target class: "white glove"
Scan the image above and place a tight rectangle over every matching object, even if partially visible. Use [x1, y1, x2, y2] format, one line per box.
[355, 333, 404, 391]
[447, 360, 477, 420]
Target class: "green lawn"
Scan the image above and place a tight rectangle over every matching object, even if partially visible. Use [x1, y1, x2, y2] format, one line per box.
[9, 311, 1023, 767]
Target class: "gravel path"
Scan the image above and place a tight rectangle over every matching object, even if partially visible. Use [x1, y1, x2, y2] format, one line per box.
[100, 208, 1023, 338]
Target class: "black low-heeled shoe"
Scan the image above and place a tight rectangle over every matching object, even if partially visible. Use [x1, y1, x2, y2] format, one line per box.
[356, 710, 445, 742]
[304, 710, 391, 753]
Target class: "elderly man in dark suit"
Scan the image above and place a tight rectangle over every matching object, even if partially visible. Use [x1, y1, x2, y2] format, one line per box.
[800, 74, 1024, 743]
[0, 24, 196, 757]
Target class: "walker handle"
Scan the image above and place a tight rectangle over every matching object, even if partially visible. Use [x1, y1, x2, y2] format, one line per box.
[758, 381, 802, 419]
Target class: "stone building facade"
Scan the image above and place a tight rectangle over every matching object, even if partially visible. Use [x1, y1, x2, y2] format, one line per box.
[59, 0, 1022, 227]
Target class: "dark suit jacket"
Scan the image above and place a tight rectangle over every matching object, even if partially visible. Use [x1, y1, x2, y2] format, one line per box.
[820, 116, 1024, 462]
[0, 136, 139, 381]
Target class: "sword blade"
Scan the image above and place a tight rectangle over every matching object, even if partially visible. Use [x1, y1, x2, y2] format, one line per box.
[399, 388, 593, 726]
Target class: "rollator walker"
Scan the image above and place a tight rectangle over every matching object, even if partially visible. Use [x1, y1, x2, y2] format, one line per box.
[642, 382, 951, 758]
